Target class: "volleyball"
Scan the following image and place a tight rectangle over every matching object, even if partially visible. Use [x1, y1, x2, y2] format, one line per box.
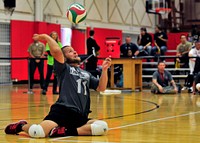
[196, 83, 200, 91]
[66, 3, 87, 24]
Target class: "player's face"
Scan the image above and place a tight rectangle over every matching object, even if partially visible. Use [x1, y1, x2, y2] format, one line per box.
[180, 36, 186, 43]
[158, 63, 166, 71]
[125, 37, 131, 44]
[195, 42, 200, 50]
[63, 46, 81, 64]
[141, 30, 145, 35]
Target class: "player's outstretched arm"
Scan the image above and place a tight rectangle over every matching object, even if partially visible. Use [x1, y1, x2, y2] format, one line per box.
[33, 34, 64, 64]
[96, 57, 111, 92]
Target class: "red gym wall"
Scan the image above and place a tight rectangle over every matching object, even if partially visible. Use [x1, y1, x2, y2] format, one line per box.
[10, 20, 188, 81]
[11, 20, 61, 81]
[86, 27, 122, 59]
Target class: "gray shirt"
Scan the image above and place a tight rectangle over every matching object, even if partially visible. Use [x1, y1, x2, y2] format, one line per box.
[152, 70, 173, 87]
[28, 42, 45, 57]
[54, 60, 99, 117]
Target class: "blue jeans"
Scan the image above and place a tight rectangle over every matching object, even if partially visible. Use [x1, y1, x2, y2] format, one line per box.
[138, 46, 152, 56]
[151, 46, 167, 61]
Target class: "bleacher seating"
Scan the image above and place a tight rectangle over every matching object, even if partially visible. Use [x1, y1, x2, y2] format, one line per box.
[141, 52, 190, 82]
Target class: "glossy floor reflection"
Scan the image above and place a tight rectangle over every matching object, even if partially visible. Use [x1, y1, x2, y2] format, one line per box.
[0, 85, 200, 142]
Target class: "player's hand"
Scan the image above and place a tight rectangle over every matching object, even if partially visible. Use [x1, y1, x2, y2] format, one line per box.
[174, 87, 178, 93]
[33, 34, 46, 41]
[158, 85, 163, 93]
[102, 57, 111, 71]
[159, 35, 163, 39]
[35, 59, 40, 63]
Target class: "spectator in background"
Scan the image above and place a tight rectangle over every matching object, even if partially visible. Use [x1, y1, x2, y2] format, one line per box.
[151, 61, 179, 94]
[185, 40, 200, 93]
[86, 30, 100, 77]
[120, 36, 139, 57]
[28, 39, 46, 93]
[116, 36, 139, 87]
[175, 34, 192, 68]
[191, 25, 200, 43]
[151, 25, 168, 61]
[189, 40, 200, 75]
[42, 31, 62, 95]
[137, 27, 152, 61]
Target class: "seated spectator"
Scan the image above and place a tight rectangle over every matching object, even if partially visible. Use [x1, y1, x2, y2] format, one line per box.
[116, 36, 138, 87]
[120, 36, 139, 57]
[175, 34, 192, 68]
[151, 25, 168, 62]
[137, 27, 152, 61]
[151, 61, 180, 94]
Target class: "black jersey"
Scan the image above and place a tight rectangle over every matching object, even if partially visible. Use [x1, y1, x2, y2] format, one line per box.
[154, 31, 168, 47]
[53, 60, 99, 117]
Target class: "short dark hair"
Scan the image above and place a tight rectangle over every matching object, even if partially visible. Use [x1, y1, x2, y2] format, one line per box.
[140, 27, 147, 32]
[157, 61, 165, 66]
[89, 30, 95, 36]
[156, 25, 162, 31]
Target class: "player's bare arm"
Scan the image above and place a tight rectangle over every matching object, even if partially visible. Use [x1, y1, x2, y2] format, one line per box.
[96, 57, 111, 92]
[33, 34, 64, 64]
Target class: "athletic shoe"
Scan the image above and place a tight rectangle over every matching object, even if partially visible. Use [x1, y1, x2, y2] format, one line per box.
[5, 120, 27, 135]
[41, 89, 46, 95]
[53, 91, 59, 95]
[49, 126, 66, 137]
[188, 87, 193, 93]
[181, 86, 187, 91]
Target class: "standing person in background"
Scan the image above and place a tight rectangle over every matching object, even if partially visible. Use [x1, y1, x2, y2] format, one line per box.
[42, 31, 62, 95]
[186, 40, 200, 93]
[120, 36, 139, 57]
[151, 25, 168, 62]
[28, 39, 46, 94]
[137, 27, 152, 61]
[86, 30, 100, 77]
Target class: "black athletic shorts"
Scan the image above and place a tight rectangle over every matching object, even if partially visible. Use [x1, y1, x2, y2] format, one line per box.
[43, 104, 90, 128]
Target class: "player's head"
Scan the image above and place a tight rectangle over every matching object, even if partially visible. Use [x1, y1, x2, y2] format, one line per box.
[155, 25, 162, 32]
[157, 61, 166, 71]
[180, 34, 187, 43]
[50, 31, 59, 42]
[89, 30, 95, 37]
[125, 36, 131, 44]
[61, 46, 81, 64]
[140, 27, 147, 35]
[195, 40, 200, 50]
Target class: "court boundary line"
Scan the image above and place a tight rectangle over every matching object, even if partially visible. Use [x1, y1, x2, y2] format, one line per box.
[17, 111, 200, 141]
[109, 111, 200, 130]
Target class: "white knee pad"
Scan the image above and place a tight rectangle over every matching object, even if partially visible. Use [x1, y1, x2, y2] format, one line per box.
[91, 120, 108, 136]
[28, 124, 45, 138]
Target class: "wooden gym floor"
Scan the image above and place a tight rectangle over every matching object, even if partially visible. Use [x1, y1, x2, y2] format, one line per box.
[0, 84, 200, 143]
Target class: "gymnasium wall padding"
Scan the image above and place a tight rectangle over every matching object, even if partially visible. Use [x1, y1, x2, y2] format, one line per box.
[11, 20, 60, 81]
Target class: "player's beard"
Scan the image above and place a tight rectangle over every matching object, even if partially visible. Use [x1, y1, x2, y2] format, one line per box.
[66, 57, 81, 64]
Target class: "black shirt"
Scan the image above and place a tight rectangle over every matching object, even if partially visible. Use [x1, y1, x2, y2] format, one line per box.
[54, 60, 99, 117]
[86, 37, 100, 55]
[137, 33, 152, 46]
[154, 32, 168, 47]
[120, 43, 138, 57]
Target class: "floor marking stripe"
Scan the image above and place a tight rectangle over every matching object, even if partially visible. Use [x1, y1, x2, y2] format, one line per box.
[109, 111, 200, 130]
[19, 111, 200, 141]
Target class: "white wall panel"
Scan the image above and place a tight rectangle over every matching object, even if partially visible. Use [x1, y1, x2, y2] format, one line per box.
[0, 0, 158, 34]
